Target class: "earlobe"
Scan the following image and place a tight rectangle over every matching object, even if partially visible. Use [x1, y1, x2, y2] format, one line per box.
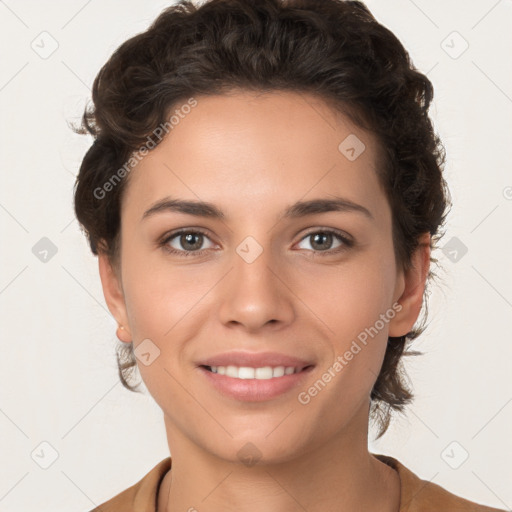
[116, 324, 131, 343]
[98, 251, 132, 343]
[388, 233, 431, 338]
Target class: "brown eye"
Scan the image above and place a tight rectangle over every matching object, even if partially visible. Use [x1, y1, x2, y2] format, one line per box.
[296, 229, 353, 254]
[310, 232, 335, 251]
[161, 229, 215, 256]
[178, 232, 204, 251]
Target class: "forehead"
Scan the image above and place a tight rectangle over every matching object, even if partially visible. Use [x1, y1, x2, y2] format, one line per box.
[121, 90, 387, 223]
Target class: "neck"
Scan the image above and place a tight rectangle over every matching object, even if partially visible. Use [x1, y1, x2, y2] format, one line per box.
[158, 405, 400, 512]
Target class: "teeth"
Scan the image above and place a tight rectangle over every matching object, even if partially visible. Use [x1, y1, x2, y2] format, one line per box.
[239, 366, 255, 379]
[271, 366, 285, 378]
[208, 365, 300, 379]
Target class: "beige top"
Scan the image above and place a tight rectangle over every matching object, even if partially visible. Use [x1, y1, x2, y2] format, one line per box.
[89, 453, 507, 511]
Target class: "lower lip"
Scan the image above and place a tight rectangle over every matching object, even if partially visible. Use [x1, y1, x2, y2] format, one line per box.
[199, 366, 314, 402]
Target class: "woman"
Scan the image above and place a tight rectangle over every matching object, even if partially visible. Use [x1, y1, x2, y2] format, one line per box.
[73, 0, 506, 510]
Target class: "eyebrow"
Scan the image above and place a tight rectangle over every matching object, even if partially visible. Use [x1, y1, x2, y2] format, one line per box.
[141, 195, 374, 222]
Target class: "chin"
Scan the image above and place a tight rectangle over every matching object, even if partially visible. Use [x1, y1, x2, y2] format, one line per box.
[206, 428, 312, 467]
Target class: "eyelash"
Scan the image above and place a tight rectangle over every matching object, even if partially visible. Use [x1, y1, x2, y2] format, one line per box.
[159, 228, 354, 258]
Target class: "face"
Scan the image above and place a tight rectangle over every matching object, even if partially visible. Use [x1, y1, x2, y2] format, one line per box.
[99, 90, 429, 464]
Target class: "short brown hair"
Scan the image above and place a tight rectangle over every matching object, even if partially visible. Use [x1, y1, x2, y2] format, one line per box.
[73, 0, 450, 438]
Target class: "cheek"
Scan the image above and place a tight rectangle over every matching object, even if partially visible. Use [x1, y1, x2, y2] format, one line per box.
[301, 251, 396, 344]
[121, 242, 204, 338]
[120, 248, 216, 393]
[300, 249, 396, 391]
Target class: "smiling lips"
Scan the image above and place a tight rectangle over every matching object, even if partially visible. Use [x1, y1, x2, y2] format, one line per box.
[198, 350, 314, 379]
[197, 351, 315, 401]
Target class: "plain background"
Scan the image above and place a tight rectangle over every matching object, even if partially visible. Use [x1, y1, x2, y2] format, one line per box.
[0, 0, 511, 510]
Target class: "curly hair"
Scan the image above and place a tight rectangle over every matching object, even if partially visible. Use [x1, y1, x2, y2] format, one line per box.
[73, 0, 450, 439]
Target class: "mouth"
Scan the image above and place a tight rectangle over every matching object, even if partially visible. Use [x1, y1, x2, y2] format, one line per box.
[198, 364, 315, 401]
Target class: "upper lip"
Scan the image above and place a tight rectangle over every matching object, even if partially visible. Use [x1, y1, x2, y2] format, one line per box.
[197, 351, 315, 369]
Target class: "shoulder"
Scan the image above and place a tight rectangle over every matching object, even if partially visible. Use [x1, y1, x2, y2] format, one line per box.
[87, 457, 172, 512]
[373, 453, 507, 512]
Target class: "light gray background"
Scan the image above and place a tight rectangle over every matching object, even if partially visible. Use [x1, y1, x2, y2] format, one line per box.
[0, 1, 511, 510]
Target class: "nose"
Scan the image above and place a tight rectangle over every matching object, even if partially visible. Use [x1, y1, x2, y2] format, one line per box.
[217, 241, 295, 333]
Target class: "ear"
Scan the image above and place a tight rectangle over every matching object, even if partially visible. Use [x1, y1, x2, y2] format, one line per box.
[98, 250, 132, 343]
[388, 232, 431, 337]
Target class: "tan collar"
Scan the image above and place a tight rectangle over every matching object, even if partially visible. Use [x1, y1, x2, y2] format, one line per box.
[125, 453, 503, 512]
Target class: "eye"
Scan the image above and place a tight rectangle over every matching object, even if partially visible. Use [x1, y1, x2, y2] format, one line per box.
[160, 229, 216, 257]
[296, 229, 353, 255]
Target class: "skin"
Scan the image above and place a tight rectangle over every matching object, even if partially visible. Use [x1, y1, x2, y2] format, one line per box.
[98, 90, 430, 512]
